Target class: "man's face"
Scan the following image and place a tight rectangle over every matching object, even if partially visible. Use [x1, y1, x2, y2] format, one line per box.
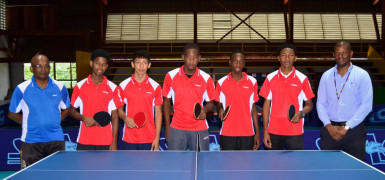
[229, 53, 245, 74]
[182, 48, 201, 72]
[334, 45, 353, 68]
[90, 57, 108, 76]
[278, 48, 296, 69]
[30, 55, 50, 81]
[131, 57, 151, 76]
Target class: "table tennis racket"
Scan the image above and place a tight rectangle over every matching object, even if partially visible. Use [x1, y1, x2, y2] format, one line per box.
[93, 111, 111, 127]
[193, 103, 201, 119]
[134, 112, 147, 128]
[222, 105, 231, 121]
[288, 104, 295, 122]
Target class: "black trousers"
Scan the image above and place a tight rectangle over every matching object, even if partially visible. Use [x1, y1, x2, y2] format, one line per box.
[320, 122, 366, 161]
[220, 135, 254, 150]
[76, 143, 110, 150]
[268, 133, 304, 150]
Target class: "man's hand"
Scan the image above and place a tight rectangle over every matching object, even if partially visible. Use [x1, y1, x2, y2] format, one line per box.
[326, 124, 343, 141]
[290, 112, 302, 123]
[198, 108, 207, 120]
[337, 126, 348, 139]
[151, 139, 160, 151]
[263, 130, 272, 149]
[218, 108, 225, 121]
[253, 134, 260, 150]
[109, 142, 117, 151]
[83, 116, 98, 127]
[124, 117, 137, 128]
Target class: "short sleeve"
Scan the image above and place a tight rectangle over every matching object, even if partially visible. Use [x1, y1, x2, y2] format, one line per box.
[9, 87, 23, 113]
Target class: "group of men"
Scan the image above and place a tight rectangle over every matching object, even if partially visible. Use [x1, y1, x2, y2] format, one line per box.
[8, 40, 373, 168]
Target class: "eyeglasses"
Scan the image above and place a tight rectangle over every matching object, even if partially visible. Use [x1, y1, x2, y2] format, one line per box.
[32, 64, 51, 69]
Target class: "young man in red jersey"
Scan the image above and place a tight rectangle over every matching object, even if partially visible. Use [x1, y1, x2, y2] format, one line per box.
[114, 49, 163, 150]
[162, 43, 218, 150]
[70, 49, 119, 150]
[216, 49, 260, 150]
[260, 44, 314, 150]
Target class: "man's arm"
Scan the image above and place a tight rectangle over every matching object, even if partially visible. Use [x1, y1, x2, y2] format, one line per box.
[109, 109, 119, 150]
[252, 104, 260, 150]
[316, 74, 342, 141]
[163, 97, 171, 142]
[199, 100, 215, 120]
[61, 108, 69, 121]
[217, 102, 225, 120]
[69, 105, 97, 127]
[262, 99, 272, 149]
[8, 112, 22, 125]
[291, 99, 313, 123]
[151, 105, 163, 151]
[118, 106, 136, 128]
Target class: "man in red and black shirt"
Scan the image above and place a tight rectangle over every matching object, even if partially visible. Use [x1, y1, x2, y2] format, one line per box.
[216, 49, 260, 150]
[114, 50, 163, 150]
[162, 43, 218, 150]
[70, 49, 119, 150]
[260, 44, 314, 150]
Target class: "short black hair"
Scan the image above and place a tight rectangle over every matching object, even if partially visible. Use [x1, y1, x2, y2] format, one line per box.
[91, 49, 110, 62]
[132, 49, 150, 62]
[277, 44, 297, 56]
[334, 40, 352, 52]
[183, 43, 200, 54]
[230, 49, 245, 59]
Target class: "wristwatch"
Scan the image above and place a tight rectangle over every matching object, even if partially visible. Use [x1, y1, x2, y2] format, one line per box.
[344, 125, 350, 130]
[300, 111, 305, 118]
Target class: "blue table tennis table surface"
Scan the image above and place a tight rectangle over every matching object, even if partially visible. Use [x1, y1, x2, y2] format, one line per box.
[5, 150, 385, 180]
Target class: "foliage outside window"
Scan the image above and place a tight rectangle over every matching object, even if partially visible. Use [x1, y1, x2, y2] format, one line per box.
[24, 62, 77, 88]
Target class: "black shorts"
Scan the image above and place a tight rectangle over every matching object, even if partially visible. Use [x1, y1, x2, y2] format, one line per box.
[20, 141, 65, 168]
[76, 143, 110, 150]
[220, 135, 254, 150]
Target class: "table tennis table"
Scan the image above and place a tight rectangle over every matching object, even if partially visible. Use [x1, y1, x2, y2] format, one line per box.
[5, 150, 385, 180]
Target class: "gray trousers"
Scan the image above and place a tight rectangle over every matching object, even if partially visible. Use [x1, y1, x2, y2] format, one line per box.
[168, 127, 210, 151]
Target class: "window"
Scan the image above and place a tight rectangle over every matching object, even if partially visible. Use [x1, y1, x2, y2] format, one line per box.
[24, 62, 77, 88]
[0, 0, 5, 30]
[106, 13, 381, 43]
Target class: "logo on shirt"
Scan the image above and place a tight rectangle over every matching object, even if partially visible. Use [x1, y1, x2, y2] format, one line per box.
[291, 84, 298, 86]
[194, 84, 201, 87]
[242, 86, 249, 89]
[102, 91, 109, 94]
[146, 92, 153, 94]
[52, 94, 58, 96]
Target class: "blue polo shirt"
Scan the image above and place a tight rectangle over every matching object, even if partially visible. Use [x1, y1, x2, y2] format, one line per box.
[9, 76, 70, 143]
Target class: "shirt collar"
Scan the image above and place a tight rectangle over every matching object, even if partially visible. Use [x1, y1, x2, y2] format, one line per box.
[130, 74, 149, 85]
[333, 62, 353, 75]
[278, 66, 296, 79]
[87, 75, 108, 85]
[31, 76, 53, 89]
[228, 72, 247, 82]
[179, 65, 200, 78]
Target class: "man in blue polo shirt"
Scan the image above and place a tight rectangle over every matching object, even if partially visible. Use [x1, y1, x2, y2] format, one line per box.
[8, 54, 70, 168]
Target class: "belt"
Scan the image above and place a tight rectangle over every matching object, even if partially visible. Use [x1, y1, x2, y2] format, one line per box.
[330, 121, 346, 126]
